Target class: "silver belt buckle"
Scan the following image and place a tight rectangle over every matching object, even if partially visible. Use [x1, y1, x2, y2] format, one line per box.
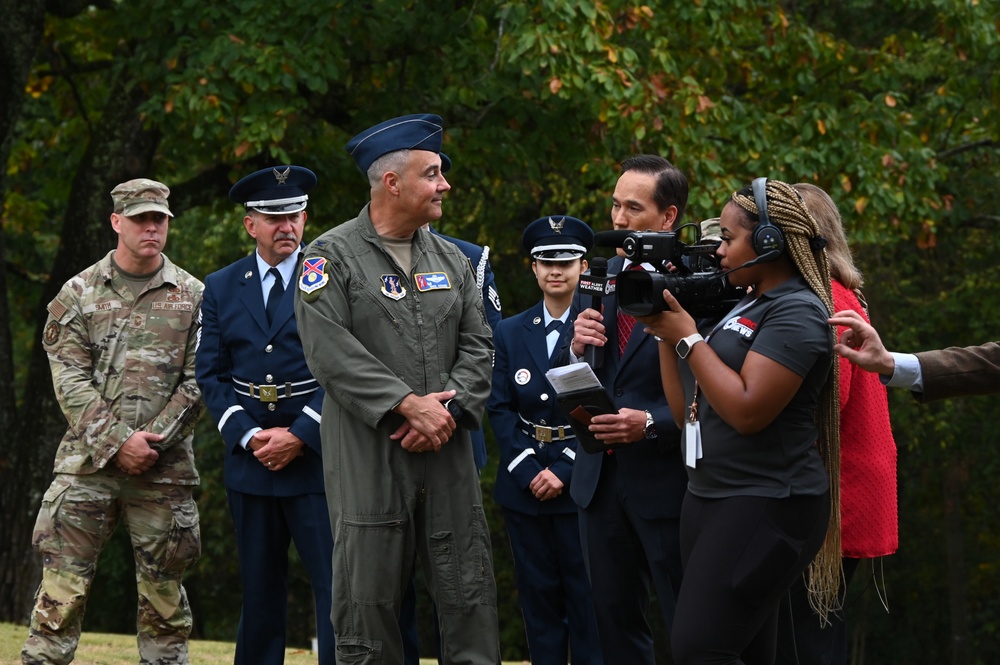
[535, 425, 552, 443]
[257, 384, 279, 403]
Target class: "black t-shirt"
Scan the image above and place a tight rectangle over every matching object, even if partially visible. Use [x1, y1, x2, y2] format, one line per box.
[683, 275, 832, 499]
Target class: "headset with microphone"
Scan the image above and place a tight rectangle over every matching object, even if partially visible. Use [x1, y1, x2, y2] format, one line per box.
[750, 176, 784, 263]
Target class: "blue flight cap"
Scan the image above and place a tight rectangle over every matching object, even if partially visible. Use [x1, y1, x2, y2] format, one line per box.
[522, 215, 594, 260]
[346, 113, 452, 175]
[229, 165, 317, 214]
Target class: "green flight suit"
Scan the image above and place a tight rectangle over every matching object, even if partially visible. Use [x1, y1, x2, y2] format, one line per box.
[295, 205, 499, 665]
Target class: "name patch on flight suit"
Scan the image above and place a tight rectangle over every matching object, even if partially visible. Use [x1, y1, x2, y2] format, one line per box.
[299, 257, 329, 302]
[381, 274, 407, 300]
[414, 272, 451, 292]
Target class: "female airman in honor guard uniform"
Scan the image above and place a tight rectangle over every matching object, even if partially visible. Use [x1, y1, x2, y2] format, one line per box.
[487, 216, 603, 665]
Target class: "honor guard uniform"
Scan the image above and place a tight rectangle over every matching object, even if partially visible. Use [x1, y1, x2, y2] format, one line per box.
[195, 165, 336, 665]
[487, 215, 603, 665]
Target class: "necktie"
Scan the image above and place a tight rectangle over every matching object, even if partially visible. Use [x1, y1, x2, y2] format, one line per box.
[546, 320, 563, 359]
[617, 263, 643, 356]
[265, 267, 284, 325]
[617, 311, 636, 357]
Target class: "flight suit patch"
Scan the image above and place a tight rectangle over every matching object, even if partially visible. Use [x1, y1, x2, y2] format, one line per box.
[381, 274, 406, 300]
[414, 272, 451, 292]
[299, 257, 329, 302]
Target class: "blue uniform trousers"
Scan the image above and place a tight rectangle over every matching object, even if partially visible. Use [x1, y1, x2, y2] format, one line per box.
[228, 490, 335, 665]
[503, 509, 603, 665]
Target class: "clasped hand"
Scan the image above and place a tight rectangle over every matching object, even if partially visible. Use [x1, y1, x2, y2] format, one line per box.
[391, 390, 457, 453]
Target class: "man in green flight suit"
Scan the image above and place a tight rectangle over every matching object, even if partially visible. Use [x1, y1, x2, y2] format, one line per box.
[294, 113, 499, 665]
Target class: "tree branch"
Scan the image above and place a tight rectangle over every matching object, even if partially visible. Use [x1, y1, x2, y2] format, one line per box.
[937, 139, 997, 162]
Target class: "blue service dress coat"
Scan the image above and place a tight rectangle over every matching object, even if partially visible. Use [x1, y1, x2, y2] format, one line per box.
[196, 252, 325, 493]
[489, 301, 580, 514]
[195, 250, 334, 665]
[433, 229, 502, 470]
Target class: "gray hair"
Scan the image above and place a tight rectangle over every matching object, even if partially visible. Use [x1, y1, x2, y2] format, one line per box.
[367, 150, 411, 188]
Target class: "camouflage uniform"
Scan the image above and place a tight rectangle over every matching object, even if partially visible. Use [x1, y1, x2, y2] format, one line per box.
[23, 249, 204, 665]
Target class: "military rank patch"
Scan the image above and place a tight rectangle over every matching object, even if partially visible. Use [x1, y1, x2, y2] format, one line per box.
[43, 321, 61, 347]
[381, 274, 406, 300]
[299, 257, 329, 298]
[414, 272, 451, 292]
[488, 285, 501, 312]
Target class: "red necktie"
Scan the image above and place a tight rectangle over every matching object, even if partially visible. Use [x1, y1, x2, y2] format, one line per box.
[617, 311, 635, 357]
[617, 263, 642, 357]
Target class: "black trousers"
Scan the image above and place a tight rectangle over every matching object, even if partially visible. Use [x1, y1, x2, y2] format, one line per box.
[775, 556, 862, 665]
[672, 491, 830, 665]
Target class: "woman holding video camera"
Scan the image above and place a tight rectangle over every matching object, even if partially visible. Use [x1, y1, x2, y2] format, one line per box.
[639, 178, 841, 665]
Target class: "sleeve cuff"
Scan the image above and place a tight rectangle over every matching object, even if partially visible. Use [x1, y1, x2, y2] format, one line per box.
[240, 427, 262, 450]
[884, 352, 923, 391]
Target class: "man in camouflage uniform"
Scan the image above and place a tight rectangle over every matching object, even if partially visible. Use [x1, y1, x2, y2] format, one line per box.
[22, 178, 204, 665]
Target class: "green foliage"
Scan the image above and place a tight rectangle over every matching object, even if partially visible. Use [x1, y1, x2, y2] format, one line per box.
[3, 0, 999, 660]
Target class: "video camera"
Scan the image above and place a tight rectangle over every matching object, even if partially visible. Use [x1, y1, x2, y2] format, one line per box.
[596, 224, 746, 318]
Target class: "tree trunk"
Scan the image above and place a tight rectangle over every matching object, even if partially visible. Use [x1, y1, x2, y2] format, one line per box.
[0, 0, 52, 624]
[944, 459, 970, 665]
[0, 62, 159, 622]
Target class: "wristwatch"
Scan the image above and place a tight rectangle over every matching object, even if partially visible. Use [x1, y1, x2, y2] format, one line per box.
[643, 410, 657, 439]
[444, 399, 465, 421]
[675, 333, 704, 360]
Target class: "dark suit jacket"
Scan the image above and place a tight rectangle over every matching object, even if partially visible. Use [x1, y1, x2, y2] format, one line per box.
[915, 342, 1000, 402]
[489, 302, 580, 515]
[557, 256, 687, 519]
[196, 252, 325, 496]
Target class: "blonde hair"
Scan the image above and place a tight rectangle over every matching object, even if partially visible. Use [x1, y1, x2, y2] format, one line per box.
[731, 179, 842, 624]
[793, 183, 864, 294]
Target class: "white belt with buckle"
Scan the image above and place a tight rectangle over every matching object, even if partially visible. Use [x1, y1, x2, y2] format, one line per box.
[517, 414, 575, 443]
[232, 377, 319, 403]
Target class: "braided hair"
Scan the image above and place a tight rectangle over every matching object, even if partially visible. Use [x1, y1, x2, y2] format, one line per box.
[731, 179, 843, 624]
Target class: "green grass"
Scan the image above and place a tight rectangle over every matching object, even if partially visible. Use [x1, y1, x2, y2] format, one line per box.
[1, 622, 525, 664]
[5, 622, 500, 664]
[1, 622, 319, 664]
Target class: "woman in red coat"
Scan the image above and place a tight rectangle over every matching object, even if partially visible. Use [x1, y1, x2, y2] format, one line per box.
[775, 183, 898, 665]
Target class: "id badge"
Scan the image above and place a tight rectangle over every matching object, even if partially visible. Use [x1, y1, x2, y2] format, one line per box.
[685, 421, 702, 469]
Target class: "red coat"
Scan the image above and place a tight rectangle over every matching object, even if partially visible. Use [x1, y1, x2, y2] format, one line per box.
[833, 281, 899, 557]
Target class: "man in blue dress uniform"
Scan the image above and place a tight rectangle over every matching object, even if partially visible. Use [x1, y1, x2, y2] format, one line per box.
[489, 215, 603, 665]
[429, 227, 502, 469]
[195, 165, 335, 664]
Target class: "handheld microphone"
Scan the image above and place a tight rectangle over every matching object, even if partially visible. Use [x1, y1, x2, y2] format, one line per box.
[580, 257, 609, 369]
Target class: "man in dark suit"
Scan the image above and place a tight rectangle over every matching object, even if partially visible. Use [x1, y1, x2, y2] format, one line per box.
[195, 165, 334, 664]
[557, 155, 690, 664]
[829, 309, 1000, 401]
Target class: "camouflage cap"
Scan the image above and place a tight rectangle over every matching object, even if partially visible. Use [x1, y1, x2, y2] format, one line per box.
[110, 178, 173, 217]
[700, 217, 722, 242]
